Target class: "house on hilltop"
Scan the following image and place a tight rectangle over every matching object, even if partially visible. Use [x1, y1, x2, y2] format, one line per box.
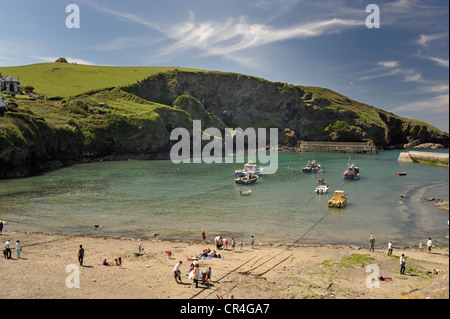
[0, 73, 22, 93]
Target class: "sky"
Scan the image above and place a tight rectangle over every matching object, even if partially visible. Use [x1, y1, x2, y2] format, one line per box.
[1, 0, 448, 132]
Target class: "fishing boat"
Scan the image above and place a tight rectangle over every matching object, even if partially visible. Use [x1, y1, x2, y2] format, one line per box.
[302, 160, 322, 173]
[343, 158, 361, 180]
[315, 185, 329, 194]
[395, 172, 407, 176]
[328, 190, 347, 208]
[235, 161, 263, 177]
[239, 189, 252, 196]
[235, 172, 259, 185]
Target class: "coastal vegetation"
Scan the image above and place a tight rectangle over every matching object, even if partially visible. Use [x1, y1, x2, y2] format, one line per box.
[0, 63, 448, 178]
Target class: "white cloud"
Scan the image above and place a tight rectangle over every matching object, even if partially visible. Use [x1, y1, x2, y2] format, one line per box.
[426, 56, 449, 68]
[417, 33, 445, 47]
[391, 93, 449, 114]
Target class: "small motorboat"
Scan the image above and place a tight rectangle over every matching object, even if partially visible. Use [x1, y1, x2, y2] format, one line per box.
[315, 185, 329, 194]
[328, 190, 347, 208]
[302, 160, 322, 173]
[343, 158, 361, 180]
[395, 172, 407, 176]
[240, 189, 252, 196]
[235, 172, 259, 185]
[235, 161, 263, 177]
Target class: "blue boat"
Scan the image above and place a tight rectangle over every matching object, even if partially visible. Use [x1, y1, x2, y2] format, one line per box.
[235, 161, 263, 177]
[301, 160, 322, 173]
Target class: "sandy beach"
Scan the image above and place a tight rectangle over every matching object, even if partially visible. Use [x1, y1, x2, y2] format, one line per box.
[0, 230, 448, 300]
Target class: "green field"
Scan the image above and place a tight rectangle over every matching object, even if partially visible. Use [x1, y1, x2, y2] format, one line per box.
[0, 63, 200, 98]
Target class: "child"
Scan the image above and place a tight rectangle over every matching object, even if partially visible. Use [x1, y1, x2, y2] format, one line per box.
[240, 240, 243, 250]
[205, 267, 212, 283]
[387, 240, 393, 256]
[231, 238, 236, 251]
[419, 242, 423, 252]
[223, 238, 228, 250]
[250, 236, 254, 249]
[165, 250, 173, 259]
[118, 257, 123, 267]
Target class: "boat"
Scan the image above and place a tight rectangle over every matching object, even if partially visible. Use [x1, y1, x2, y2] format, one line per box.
[328, 190, 347, 208]
[343, 158, 361, 180]
[239, 189, 252, 196]
[302, 160, 322, 173]
[235, 172, 259, 185]
[235, 161, 263, 177]
[315, 185, 329, 194]
[317, 179, 326, 185]
[395, 172, 407, 176]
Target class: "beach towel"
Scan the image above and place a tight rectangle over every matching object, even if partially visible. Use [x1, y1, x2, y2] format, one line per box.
[200, 256, 215, 259]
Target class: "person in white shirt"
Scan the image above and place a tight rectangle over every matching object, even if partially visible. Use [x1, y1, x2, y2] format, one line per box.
[4, 239, 11, 259]
[387, 240, 393, 256]
[427, 237, 432, 254]
[15, 240, 21, 258]
[173, 261, 182, 284]
[215, 236, 223, 249]
[400, 254, 406, 275]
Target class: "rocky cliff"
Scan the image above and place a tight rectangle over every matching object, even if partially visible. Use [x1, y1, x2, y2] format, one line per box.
[124, 70, 449, 149]
[0, 69, 448, 178]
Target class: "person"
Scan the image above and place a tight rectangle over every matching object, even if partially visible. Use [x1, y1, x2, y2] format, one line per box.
[15, 240, 21, 258]
[166, 250, 172, 259]
[223, 238, 228, 250]
[193, 263, 200, 288]
[240, 240, 243, 250]
[78, 245, 84, 266]
[118, 257, 122, 267]
[4, 239, 11, 259]
[369, 234, 375, 252]
[387, 240, 393, 256]
[138, 241, 144, 255]
[215, 236, 223, 249]
[400, 254, 406, 275]
[231, 237, 236, 251]
[205, 267, 212, 284]
[419, 242, 423, 252]
[0, 221, 3, 236]
[102, 258, 110, 266]
[113, 259, 119, 266]
[173, 261, 182, 284]
[250, 236, 254, 249]
[202, 230, 208, 244]
[427, 237, 432, 254]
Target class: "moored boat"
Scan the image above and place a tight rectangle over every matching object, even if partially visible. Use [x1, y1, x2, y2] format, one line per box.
[395, 172, 407, 176]
[240, 189, 252, 196]
[328, 190, 347, 208]
[235, 172, 259, 185]
[343, 158, 361, 180]
[235, 161, 263, 177]
[302, 160, 322, 173]
[315, 185, 329, 194]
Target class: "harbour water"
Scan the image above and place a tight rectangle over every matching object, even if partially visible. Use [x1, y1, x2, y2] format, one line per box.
[0, 150, 448, 247]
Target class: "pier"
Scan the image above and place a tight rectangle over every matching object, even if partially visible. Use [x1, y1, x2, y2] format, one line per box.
[398, 151, 449, 166]
[300, 141, 378, 154]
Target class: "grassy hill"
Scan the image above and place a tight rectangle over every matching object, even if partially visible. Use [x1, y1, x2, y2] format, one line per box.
[0, 63, 200, 98]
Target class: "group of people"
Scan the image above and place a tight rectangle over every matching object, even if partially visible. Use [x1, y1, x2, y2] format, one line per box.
[3, 239, 21, 259]
[369, 234, 435, 275]
[213, 235, 252, 251]
[173, 260, 212, 288]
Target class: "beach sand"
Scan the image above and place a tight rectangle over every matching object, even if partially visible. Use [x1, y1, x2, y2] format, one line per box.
[1, 230, 448, 299]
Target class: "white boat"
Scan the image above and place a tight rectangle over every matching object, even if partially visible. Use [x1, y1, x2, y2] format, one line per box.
[240, 189, 252, 196]
[235, 172, 259, 185]
[235, 161, 263, 177]
[343, 158, 361, 180]
[315, 185, 329, 194]
[302, 160, 322, 173]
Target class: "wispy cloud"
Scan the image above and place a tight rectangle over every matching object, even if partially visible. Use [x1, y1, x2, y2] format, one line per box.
[391, 93, 449, 114]
[417, 33, 446, 47]
[359, 60, 426, 83]
[426, 56, 449, 68]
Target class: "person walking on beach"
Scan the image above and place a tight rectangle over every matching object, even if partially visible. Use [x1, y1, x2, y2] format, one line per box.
[427, 237, 432, 254]
[250, 236, 254, 249]
[387, 240, 393, 256]
[78, 245, 84, 266]
[400, 254, 406, 275]
[15, 240, 21, 258]
[231, 237, 236, 251]
[193, 263, 200, 288]
[4, 239, 11, 259]
[173, 261, 182, 284]
[0, 221, 3, 236]
[369, 234, 375, 252]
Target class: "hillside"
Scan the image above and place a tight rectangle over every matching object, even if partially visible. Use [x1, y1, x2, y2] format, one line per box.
[0, 63, 448, 178]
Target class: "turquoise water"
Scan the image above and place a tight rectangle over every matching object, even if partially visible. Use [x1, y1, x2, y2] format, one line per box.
[0, 150, 448, 247]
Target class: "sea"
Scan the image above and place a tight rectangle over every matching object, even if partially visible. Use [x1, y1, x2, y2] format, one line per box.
[0, 149, 448, 247]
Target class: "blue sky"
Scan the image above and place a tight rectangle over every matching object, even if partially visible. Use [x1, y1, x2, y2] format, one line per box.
[1, 0, 448, 132]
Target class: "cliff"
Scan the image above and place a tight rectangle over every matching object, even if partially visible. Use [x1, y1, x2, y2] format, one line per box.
[0, 67, 449, 178]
